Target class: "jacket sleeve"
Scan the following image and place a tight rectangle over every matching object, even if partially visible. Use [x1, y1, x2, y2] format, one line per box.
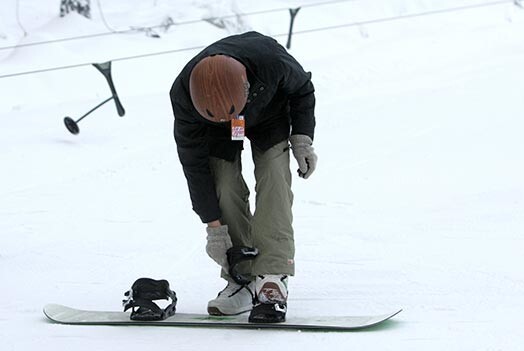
[170, 84, 222, 223]
[277, 51, 316, 140]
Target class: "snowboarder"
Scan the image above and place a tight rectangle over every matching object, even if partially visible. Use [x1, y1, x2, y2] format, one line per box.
[169, 31, 317, 323]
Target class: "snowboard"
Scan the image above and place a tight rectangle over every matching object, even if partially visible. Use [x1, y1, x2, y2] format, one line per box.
[43, 304, 402, 331]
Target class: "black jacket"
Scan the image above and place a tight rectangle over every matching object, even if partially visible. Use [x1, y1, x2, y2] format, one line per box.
[170, 31, 315, 223]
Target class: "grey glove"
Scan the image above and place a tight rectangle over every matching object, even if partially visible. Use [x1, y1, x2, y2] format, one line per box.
[289, 134, 318, 179]
[206, 225, 233, 270]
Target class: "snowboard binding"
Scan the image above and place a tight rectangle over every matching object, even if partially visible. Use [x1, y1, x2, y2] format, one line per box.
[249, 302, 287, 323]
[123, 278, 177, 321]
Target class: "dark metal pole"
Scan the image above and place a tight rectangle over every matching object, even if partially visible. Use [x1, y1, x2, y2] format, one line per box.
[63, 60, 126, 135]
[286, 7, 301, 49]
[93, 61, 125, 117]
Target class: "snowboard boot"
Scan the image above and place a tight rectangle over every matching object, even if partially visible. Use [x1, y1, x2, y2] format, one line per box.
[207, 280, 255, 316]
[249, 275, 288, 323]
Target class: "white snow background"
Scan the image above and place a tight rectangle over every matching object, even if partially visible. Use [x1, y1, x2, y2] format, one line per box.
[1, 0, 523, 350]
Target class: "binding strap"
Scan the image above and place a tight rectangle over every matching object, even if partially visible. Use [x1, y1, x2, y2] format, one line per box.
[226, 246, 259, 285]
[122, 278, 177, 321]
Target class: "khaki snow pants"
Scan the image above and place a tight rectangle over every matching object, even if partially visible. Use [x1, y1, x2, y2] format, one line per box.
[209, 140, 295, 280]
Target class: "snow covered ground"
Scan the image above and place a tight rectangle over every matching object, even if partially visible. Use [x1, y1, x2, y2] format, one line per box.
[1, 0, 523, 350]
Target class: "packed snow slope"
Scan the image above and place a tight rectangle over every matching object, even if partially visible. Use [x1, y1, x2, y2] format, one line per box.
[1, 1, 523, 350]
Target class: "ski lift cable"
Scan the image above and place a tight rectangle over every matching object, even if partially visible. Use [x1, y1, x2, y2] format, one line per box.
[0, 0, 358, 51]
[275, 0, 510, 37]
[0, 0, 511, 80]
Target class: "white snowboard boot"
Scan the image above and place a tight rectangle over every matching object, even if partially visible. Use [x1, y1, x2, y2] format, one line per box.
[249, 275, 288, 323]
[207, 280, 254, 316]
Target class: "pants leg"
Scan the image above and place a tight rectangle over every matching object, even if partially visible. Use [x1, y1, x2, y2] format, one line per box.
[251, 141, 295, 276]
[209, 153, 253, 280]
